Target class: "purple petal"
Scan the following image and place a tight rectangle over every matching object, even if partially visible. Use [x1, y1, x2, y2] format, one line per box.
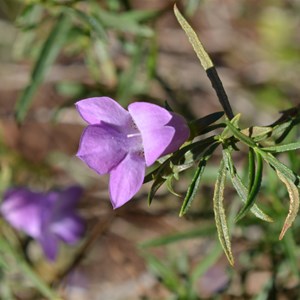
[0, 188, 42, 238]
[51, 214, 85, 244]
[109, 152, 145, 209]
[76, 97, 131, 126]
[52, 186, 83, 214]
[128, 102, 189, 166]
[39, 233, 59, 261]
[160, 112, 190, 156]
[77, 124, 128, 174]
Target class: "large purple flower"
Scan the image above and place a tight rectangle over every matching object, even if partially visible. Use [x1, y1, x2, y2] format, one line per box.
[0, 186, 85, 261]
[76, 97, 190, 208]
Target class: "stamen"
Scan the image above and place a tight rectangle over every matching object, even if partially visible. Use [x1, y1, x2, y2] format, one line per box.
[138, 150, 145, 158]
[127, 133, 141, 138]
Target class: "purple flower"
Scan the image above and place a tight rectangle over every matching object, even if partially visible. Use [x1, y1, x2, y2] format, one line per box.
[0, 186, 85, 261]
[76, 97, 190, 208]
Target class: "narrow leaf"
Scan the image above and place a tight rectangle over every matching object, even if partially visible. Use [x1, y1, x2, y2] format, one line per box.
[277, 170, 300, 240]
[144, 254, 179, 291]
[225, 118, 256, 147]
[148, 175, 166, 205]
[241, 126, 273, 142]
[144, 136, 216, 183]
[213, 158, 234, 265]
[70, 8, 107, 40]
[166, 176, 181, 197]
[15, 13, 70, 122]
[223, 148, 273, 222]
[140, 226, 216, 248]
[220, 114, 240, 139]
[191, 244, 223, 283]
[262, 141, 300, 153]
[235, 150, 263, 222]
[173, 4, 213, 70]
[248, 147, 255, 191]
[189, 111, 224, 137]
[180, 143, 219, 216]
[257, 149, 299, 187]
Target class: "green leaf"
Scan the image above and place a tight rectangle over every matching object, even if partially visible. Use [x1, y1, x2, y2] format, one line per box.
[247, 147, 255, 191]
[15, 12, 70, 122]
[0, 237, 60, 299]
[173, 4, 213, 70]
[146, 136, 219, 204]
[180, 143, 219, 216]
[235, 150, 263, 222]
[189, 111, 224, 138]
[262, 141, 300, 153]
[223, 148, 273, 222]
[144, 254, 180, 291]
[225, 118, 256, 147]
[276, 170, 300, 240]
[116, 41, 144, 103]
[148, 174, 166, 205]
[120, 9, 162, 23]
[92, 6, 153, 37]
[257, 149, 299, 188]
[213, 158, 234, 265]
[144, 136, 217, 183]
[166, 176, 181, 197]
[191, 243, 223, 283]
[220, 114, 240, 139]
[241, 126, 273, 142]
[140, 225, 216, 248]
[70, 8, 107, 40]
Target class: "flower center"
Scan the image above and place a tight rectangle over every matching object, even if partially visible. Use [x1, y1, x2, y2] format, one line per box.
[125, 120, 144, 157]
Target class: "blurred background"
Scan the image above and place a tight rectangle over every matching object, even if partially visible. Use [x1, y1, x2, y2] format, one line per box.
[0, 0, 300, 299]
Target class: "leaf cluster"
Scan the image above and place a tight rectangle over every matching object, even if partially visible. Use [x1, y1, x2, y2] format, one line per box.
[146, 5, 300, 265]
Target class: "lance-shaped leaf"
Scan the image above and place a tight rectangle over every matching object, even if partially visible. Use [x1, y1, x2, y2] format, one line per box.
[148, 168, 169, 205]
[221, 114, 241, 139]
[213, 158, 234, 265]
[235, 150, 263, 222]
[257, 149, 300, 188]
[140, 225, 216, 248]
[277, 170, 300, 240]
[189, 111, 224, 138]
[166, 175, 181, 197]
[223, 148, 273, 222]
[241, 126, 273, 142]
[173, 4, 213, 70]
[262, 141, 300, 153]
[70, 8, 107, 40]
[248, 147, 255, 191]
[180, 143, 219, 216]
[225, 118, 257, 148]
[15, 13, 70, 123]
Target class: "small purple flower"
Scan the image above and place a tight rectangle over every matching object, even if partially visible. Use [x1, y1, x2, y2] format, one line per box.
[76, 97, 190, 208]
[0, 186, 85, 261]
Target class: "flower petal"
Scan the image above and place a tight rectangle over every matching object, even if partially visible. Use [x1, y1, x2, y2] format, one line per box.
[38, 233, 59, 261]
[160, 113, 190, 155]
[128, 102, 189, 166]
[76, 97, 131, 126]
[77, 124, 128, 174]
[53, 186, 82, 213]
[109, 152, 145, 209]
[51, 214, 85, 244]
[0, 188, 42, 238]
